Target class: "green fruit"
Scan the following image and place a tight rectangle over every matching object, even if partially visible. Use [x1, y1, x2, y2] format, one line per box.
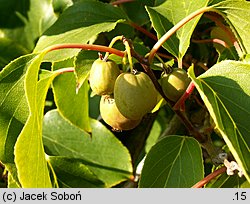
[114, 71, 158, 120]
[100, 95, 142, 131]
[161, 68, 191, 102]
[89, 59, 120, 95]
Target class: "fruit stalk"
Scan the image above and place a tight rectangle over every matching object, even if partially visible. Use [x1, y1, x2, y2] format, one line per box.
[125, 40, 173, 104]
[103, 35, 124, 61]
[140, 63, 174, 106]
[123, 37, 134, 72]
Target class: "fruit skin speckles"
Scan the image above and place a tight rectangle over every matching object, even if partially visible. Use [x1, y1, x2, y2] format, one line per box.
[114, 72, 158, 120]
[89, 59, 120, 95]
[161, 68, 191, 102]
[100, 95, 142, 131]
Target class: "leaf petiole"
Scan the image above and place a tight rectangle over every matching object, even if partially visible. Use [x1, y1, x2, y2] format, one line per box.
[148, 6, 212, 63]
[44, 43, 125, 58]
[192, 166, 227, 188]
[103, 35, 124, 61]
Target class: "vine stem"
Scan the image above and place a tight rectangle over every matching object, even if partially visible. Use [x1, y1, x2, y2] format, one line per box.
[156, 52, 190, 68]
[45, 43, 125, 58]
[204, 13, 243, 57]
[129, 22, 158, 41]
[140, 64, 174, 106]
[54, 67, 75, 75]
[111, 0, 134, 6]
[192, 38, 229, 48]
[103, 35, 123, 61]
[148, 6, 211, 63]
[130, 45, 207, 143]
[175, 109, 206, 143]
[173, 82, 196, 111]
[196, 61, 209, 71]
[192, 166, 227, 188]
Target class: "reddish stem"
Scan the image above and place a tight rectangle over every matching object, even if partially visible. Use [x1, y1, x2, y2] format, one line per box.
[196, 62, 209, 71]
[130, 22, 158, 41]
[156, 52, 190, 68]
[192, 166, 227, 188]
[173, 82, 195, 110]
[204, 13, 243, 56]
[193, 95, 206, 108]
[175, 109, 206, 143]
[112, 0, 135, 6]
[54, 67, 75, 75]
[148, 7, 211, 63]
[45, 44, 125, 58]
[192, 38, 229, 48]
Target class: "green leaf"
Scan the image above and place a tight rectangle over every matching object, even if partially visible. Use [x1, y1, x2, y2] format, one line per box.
[206, 171, 250, 188]
[48, 156, 105, 188]
[76, 52, 102, 120]
[89, 95, 101, 119]
[8, 173, 20, 188]
[145, 107, 175, 154]
[210, 26, 238, 61]
[120, 0, 154, 25]
[43, 110, 133, 187]
[146, 0, 209, 60]
[34, 0, 128, 61]
[117, 112, 158, 167]
[121, 107, 174, 167]
[0, 56, 57, 188]
[0, 54, 37, 163]
[109, 41, 150, 66]
[52, 59, 91, 132]
[188, 60, 250, 183]
[14, 52, 60, 187]
[0, 38, 28, 69]
[217, 47, 239, 62]
[53, 0, 73, 14]
[5, 163, 21, 188]
[212, 1, 250, 56]
[210, 26, 233, 53]
[74, 50, 98, 89]
[139, 136, 204, 188]
[154, 0, 165, 6]
[0, 0, 57, 51]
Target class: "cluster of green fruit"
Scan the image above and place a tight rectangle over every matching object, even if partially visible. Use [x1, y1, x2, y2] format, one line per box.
[89, 58, 190, 131]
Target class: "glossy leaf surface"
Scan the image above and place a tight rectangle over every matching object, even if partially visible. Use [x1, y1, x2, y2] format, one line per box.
[189, 60, 250, 183]
[34, 0, 128, 61]
[43, 110, 133, 187]
[146, 0, 209, 60]
[139, 136, 204, 188]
